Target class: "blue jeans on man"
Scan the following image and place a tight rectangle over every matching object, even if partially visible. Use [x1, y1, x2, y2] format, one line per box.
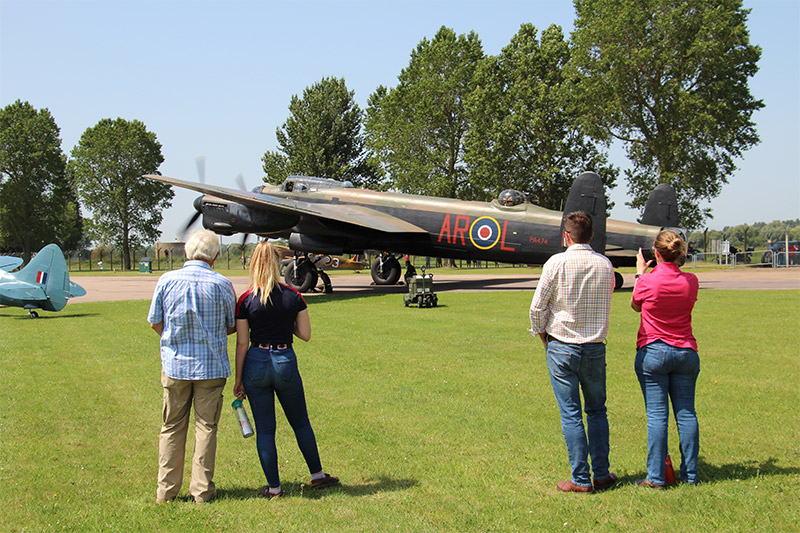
[243, 346, 323, 489]
[546, 339, 610, 488]
[635, 340, 700, 484]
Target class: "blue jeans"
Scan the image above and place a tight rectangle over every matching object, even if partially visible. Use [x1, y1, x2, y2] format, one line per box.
[635, 340, 700, 484]
[546, 339, 610, 487]
[242, 346, 322, 488]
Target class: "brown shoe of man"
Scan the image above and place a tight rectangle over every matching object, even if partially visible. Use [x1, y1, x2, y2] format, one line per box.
[557, 480, 593, 493]
[593, 472, 618, 491]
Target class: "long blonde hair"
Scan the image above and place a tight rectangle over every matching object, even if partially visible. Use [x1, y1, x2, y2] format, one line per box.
[249, 241, 282, 305]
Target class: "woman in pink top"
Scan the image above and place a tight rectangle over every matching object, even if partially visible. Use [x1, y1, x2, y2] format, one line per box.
[631, 230, 700, 488]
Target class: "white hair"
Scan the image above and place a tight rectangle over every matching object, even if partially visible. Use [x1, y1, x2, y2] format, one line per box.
[184, 230, 220, 261]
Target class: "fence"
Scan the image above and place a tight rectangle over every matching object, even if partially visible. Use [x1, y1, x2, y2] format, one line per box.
[687, 248, 799, 269]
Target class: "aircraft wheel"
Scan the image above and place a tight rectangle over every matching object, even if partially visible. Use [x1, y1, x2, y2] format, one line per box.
[28, 310, 39, 318]
[284, 261, 318, 293]
[371, 256, 401, 285]
[614, 271, 624, 291]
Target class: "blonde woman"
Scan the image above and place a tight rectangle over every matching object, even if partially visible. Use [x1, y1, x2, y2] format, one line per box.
[233, 241, 338, 498]
[631, 230, 700, 488]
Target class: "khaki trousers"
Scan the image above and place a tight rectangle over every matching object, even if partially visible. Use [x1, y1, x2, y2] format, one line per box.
[157, 369, 226, 503]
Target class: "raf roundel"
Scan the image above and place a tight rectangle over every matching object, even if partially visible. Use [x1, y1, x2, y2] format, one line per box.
[469, 216, 501, 250]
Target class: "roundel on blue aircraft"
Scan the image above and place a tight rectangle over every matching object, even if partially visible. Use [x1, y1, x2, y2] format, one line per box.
[469, 216, 501, 250]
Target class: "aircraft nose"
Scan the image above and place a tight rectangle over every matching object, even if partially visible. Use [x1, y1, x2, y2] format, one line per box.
[193, 195, 204, 212]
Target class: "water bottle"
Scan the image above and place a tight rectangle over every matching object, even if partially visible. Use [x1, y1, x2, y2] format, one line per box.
[232, 399, 254, 438]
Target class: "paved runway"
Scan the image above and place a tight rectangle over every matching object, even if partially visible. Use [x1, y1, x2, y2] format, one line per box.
[68, 268, 800, 303]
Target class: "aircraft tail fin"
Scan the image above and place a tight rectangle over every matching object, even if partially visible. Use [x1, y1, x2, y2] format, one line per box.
[561, 172, 607, 254]
[16, 245, 59, 285]
[16, 244, 74, 310]
[639, 183, 679, 228]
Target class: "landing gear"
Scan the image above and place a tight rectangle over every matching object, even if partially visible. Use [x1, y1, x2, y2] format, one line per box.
[614, 271, 624, 291]
[318, 271, 333, 294]
[28, 310, 39, 318]
[284, 257, 319, 293]
[371, 254, 401, 285]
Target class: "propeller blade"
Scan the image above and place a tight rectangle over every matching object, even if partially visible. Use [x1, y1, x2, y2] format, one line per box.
[235, 173, 246, 191]
[181, 211, 202, 238]
[195, 156, 206, 183]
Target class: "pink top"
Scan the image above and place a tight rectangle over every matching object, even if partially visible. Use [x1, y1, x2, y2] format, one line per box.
[632, 262, 699, 351]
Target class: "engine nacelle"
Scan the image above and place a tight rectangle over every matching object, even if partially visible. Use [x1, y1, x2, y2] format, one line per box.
[195, 195, 300, 235]
[288, 233, 345, 254]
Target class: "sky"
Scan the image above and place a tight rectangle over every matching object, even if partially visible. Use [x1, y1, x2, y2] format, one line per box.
[1, 0, 798, 244]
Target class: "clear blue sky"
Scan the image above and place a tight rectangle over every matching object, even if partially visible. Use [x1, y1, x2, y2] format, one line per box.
[1, 0, 798, 242]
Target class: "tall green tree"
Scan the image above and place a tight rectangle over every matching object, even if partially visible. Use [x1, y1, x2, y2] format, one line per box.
[262, 77, 377, 186]
[570, 0, 763, 229]
[466, 23, 618, 210]
[365, 27, 484, 198]
[0, 100, 82, 261]
[69, 118, 173, 270]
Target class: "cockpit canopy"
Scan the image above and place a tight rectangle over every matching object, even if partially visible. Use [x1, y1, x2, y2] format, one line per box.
[281, 175, 354, 193]
[498, 189, 527, 206]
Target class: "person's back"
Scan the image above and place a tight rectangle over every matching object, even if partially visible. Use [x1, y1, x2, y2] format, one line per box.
[155, 263, 235, 379]
[537, 245, 613, 343]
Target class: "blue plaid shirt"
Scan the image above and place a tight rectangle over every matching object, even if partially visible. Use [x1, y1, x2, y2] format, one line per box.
[148, 260, 236, 380]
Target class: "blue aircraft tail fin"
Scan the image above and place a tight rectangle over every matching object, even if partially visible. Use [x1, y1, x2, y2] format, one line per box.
[561, 172, 607, 254]
[16, 244, 74, 311]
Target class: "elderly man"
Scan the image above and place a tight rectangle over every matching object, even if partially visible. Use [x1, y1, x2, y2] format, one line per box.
[148, 230, 236, 504]
[529, 211, 617, 493]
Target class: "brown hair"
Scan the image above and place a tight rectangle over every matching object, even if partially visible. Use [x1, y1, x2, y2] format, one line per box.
[653, 229, 686, 263]
[249, 241, 282, 305]
[563, 211, 593, 244]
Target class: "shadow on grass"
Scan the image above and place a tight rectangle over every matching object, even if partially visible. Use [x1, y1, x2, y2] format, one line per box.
[610, 457, 799, 489]
[216, 475, 418, 501]
[0, 312, 100, 320]
[698, 457, 799, 483]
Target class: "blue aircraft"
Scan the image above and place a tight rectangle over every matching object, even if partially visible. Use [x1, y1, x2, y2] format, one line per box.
[0, 244, 86, 318]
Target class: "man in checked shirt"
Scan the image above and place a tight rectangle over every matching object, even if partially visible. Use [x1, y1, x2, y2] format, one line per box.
[529, 211, 617, 493]
[148, 230, 237, 505]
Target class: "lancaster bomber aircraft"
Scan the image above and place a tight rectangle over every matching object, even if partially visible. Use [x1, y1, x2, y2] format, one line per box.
[145, 172, 680, 292]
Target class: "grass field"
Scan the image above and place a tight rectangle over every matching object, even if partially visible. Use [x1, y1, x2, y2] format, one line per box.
[1, 290, 798, 531]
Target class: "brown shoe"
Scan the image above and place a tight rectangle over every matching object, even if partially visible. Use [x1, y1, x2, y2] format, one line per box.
[311, 473, 340, 489]
[557, 480, 593, 493]
[636, 479, 666, 489]
[261, 486, 284, 499]
[155, 498, 170, 504]
[593, 472, 618, 491]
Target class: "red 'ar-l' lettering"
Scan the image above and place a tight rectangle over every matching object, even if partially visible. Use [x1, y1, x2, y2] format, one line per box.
[453, 215, 470, 246]
[438, 215, 452, 244]
[500, 220, 515, 252]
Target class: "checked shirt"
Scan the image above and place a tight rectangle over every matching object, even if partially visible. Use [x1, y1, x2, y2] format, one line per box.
[148, 260, 236, 380]
[529, 243, 614, 344]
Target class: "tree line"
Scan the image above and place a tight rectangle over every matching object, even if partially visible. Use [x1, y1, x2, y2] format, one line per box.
[1, 0, 762, 266]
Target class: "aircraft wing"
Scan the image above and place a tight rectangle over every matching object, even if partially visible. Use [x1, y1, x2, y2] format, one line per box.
[0, 256, 23, 272]
[144, 175, 426, 234]
[0, 282, 47, 301]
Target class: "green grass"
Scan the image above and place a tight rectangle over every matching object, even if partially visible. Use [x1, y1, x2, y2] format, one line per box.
[1, 290, 798, 531]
